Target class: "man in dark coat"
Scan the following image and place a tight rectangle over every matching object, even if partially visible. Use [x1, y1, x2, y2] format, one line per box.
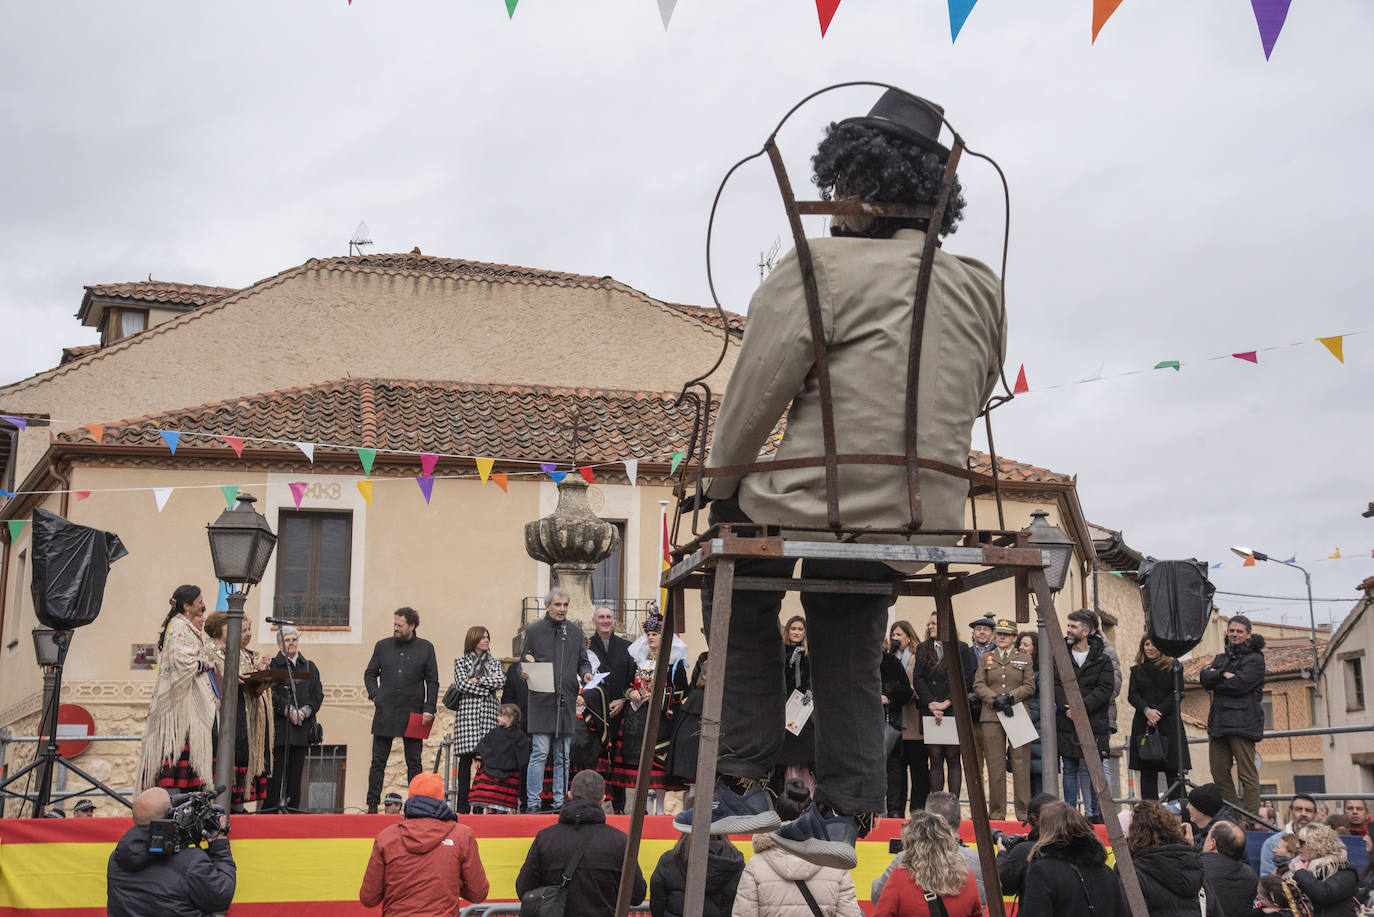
[520, 588, 592, 810]
[1054, 610, 1114, 821]
[363, 607, 439, 814]
[516, 770, 647, 917]
[107, 787, 236, 917]
[996, 792, 1057, 898]
[1201, 820, 1260, 917]
[589, 604, 634, 814]
[1198, 615, 1267, 817]
[264, 625, 325, 813]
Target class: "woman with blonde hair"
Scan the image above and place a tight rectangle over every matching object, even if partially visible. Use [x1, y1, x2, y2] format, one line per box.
[202, 611, 272, 812]
[138, 585, 218, 792]
[1020, 801, 1128, 917]
[872, 810, 980, 917]
[1290, 822, 1359, 917]
[449, 624, 504, 814]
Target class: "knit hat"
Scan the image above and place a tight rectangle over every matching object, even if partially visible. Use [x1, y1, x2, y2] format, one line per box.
[408, 773, 444, 800]
[1188, 783, 1224, 817]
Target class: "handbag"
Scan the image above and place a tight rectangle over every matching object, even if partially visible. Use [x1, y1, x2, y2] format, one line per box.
[442, 681, 462, 711]
[520, 829, 588, 917]
[308, 720, 323, 746]
[1137, 726, 1167, 766]
[883, 723, 903, 757]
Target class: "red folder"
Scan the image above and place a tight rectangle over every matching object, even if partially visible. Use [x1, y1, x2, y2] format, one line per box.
[404, 713, 433, 739]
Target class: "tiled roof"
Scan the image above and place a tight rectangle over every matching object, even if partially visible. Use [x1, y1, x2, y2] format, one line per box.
[664, 303, 746, 337]
[307, 253, 615, 288]
[82, 281, 237, 306]
[60, 344, 99, 364]
[968, 450, 1072, 485]
[1182, 640, 1328, 683]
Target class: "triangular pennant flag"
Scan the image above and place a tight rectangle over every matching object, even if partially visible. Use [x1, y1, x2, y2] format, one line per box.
[1232, 351, 1258, 364]
[289, 482, 308, 510]
[579, 467, 594, 484]
[1283, 555, 1296, 564]
[669, 451, 686, 475]
[0, 488, 12, 498]
[420, 453, 439, 477]
[6, 519, 26, 541]
[549, 470, 568, 484]
[491, 473, 508, 493]
[1092, 0, 1125, 42]
[357, 448, 377, 476]
[159, 430, 180, 454]
[216, 580, 230, 612]
[1210, 562, 1222, 569]
[1243, 553, 1256, 567]
[295, 442, 315, 463]
[1, 415, 27, 430]
[1012, 364, 1029, 394]
[154, 487, 174, 512]
[1328, 548, 1341, 559]
[947, 0, 977, 41]
[540, 462, 557, 476]
[1251, 0, 1293, 60]
[1109, 571, 1124, 578]
[816, 0, 841, 37]
[476, 457, 495, 485]
[1316, 335, 1344, 363]
[1154, 360, 1181, 371]
[656, 0, 676, 30]
[75, 490, 91, 501]
[357, 480, 373, 506]
[222, 436, 245, 458]
[416, 476, 434, 504]
[505, 0, 518, 17]
[84, 422, 104, 443]
[623, 459, 638, 486]
[221, 485, 239, 509]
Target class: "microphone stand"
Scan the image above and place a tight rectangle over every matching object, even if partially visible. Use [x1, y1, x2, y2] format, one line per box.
[268, 627, 306, 814]
[1162, 660, 1195, 803]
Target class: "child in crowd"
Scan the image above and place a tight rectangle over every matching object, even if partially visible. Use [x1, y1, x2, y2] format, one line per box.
[1251, 875, 1314, 917]
[1272, 834, 1303, 877]
[468, 704, 531, 814]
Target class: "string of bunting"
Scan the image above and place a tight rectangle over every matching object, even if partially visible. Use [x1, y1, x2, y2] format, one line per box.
[348, 0, 1300, 58]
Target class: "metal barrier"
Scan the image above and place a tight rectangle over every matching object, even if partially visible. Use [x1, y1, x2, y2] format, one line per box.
[461, 903, 651, 916]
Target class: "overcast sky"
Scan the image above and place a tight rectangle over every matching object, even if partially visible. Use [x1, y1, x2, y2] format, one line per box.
[3, 1, 1371, 630]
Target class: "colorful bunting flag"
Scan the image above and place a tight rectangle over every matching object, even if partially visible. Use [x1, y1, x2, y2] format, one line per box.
[223, 436, 245, 458]
[1243, 553, 1255, 567]
[159, 430, 180, 454]
[416, 476, 434, 504]
[1283, 555, 1296, 564]
[357, 480, 373, 506]
[540, 462, 557, 477]
[1154, 360, 1181, 371]
[216, 581, 230, 612]
[816, 0, 841, 37]
[1233, 351, 1258, 364]
[1013, 364, 1029, 394]
[623, 459, 638, 485]
[1210, 562, 1222, 569]
[420, 453, 439, 477]
[656, 0, 676, 30]
[0, 489, 12, 498]
[1, 415, 27, 430]
[289, 482, 308, 509]
[84, 422, 104, 443]
[549, 470, 568, 484]
[505, 0, 518, 18]
[357, 448, 377, 476]
[295, 442, 315, 463]
[221, 485, 239, 509]
[476, 457, 495, 485]
[75, 491, 91, 501]
[947, 0, 978, 41]
[6, 519, 26, 541]
[1092, 0, 1125, 42]
[579, 467, 594, 484]
[491, 473, 508, 493]
[1251, 0, 1293, 60]
[154, 487, 173, 512]
[1328, 548, 1341, 559]
[1317, 336, 1345, 363]
[1109, 571, 1124, 578]
[669, 451, 686, 475]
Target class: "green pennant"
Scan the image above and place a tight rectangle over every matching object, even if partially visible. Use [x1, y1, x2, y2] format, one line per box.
[669, 451, 686, 475]
[505, 0, 518, 17]
[357, 448, 377, 476]
[1153, 360, 1181, 372]
[221, 485, 239, 509]
[6, 520, 25, 542]
[1110, 571, 1124, 578]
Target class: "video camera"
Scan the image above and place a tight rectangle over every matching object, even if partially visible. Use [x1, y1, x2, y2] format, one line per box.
[147, 786, 227, 855]
[991, 829, 1029, 851]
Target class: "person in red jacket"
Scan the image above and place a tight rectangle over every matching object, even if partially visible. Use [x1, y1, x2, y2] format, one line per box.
[872, 810, 981, 917]
[359, 772, 489, 915]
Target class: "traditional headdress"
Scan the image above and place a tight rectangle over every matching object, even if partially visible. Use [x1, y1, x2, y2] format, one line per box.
[643, 609, 663, 635]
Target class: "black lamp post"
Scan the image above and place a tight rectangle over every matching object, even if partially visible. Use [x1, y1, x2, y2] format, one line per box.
[1025, 508, 1077, 795]
[30, 626, 65, 817]
[206, 493, 277, 813]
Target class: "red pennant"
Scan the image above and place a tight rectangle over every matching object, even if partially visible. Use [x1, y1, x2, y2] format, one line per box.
[1012, 364, 1029, 394]
[223, 436, 245, 458]
[579, 467, 594, 484]
[491, 473, 508, 493]
[816, 0, 841, 36]
[1232, 351, 1258, 364]
[75, 490, 91, 501]
[1243, 554, 1256, 567]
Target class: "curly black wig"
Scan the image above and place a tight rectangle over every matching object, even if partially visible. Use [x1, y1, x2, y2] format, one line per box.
[811, 122, 966, 238]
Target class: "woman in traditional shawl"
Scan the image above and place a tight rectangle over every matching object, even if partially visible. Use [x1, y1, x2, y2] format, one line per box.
[138, 585, 218, 792]
[203, 611, 273, 812]
[609, 609, 689, 814]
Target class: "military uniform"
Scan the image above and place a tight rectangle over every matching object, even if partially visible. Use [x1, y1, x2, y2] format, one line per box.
[973, 623, 1035, 820]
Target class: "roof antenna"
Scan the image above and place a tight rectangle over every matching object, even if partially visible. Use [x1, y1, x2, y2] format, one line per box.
[757, 235, 780, 284]
[348, 220, 373, 257]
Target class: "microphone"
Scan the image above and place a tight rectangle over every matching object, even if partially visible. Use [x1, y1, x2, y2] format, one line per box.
[265, 617, 295, 626]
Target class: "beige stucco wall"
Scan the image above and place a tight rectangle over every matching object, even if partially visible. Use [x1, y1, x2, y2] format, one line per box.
[1182, 676, 1323, 797]
[1321, 603, 1374, 795]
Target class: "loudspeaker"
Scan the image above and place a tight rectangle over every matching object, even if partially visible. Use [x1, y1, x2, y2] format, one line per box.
[1136, 558, 1215, 658]
[29, 508, 127, 631]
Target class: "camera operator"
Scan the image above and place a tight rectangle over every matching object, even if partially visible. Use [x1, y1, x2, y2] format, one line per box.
[996, 792, 1057, 898]
[107, 787, 235, 917]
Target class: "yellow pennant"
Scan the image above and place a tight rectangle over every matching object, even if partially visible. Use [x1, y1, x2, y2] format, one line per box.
[475, 457, 495, 485]
[1316, 335, 1344, 363]
[357, 480, 373, 506]
[1328, 548, 1341, 559]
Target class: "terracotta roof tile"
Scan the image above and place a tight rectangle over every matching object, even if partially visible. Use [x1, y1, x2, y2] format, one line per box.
[82, 281, 236, 306]
[307, 253, 614, 288]
[60, 344, 99, 364]
[1182, 640, 1328, 682]
[663, 303, 746, 337]
[968, 450, 1072, 485]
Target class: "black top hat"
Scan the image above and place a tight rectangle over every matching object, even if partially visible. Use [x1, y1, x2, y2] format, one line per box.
[838, 89, 949, 160]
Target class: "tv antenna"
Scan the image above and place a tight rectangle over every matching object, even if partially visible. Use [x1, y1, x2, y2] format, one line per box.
[348, 220, 373, 256]
[757, 235, 780, 284]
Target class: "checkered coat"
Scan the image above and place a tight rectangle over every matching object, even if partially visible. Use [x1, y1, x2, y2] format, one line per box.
[450, 651, 505, 756]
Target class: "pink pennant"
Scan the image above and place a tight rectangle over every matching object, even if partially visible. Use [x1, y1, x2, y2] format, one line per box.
[416, 476, 434, 504]
[289, 482, 308, 510]
[420, 453, 439, 477]
[1232, 351, 1258, 364]
[223, 436, 245, 458]
[75, 490, 91, 501]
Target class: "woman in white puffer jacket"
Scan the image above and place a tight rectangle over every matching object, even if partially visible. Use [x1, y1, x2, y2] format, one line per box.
[732, 832, 864, 917]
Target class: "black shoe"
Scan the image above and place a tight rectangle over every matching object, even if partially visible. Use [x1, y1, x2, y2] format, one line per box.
[674, 779, 780, 836]
[771, 803, 860, 870]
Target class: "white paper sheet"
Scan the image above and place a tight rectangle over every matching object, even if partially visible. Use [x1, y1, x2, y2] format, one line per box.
[998, 702, 1039, 749]
[784, 690, 813, 736]
[922, 714, 960, 746]
[524, 662, 554, 693]
[582, 671, 608, 692]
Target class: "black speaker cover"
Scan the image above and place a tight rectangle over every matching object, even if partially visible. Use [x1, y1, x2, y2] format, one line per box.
[1137, 557, 1215, 658]
[29, 508, 128, 630]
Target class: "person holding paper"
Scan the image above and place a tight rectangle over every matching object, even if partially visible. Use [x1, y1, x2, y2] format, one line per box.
[973, 618, 1036, 821]
[363, 607, 439, 814]
[913, 612, 976, 801]
[608, 609, 688, 814]
[521, 588, 593, 811]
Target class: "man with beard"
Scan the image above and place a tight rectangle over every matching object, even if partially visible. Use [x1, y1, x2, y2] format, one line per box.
[363, 607, 439, 814]
[1054, 610, 1114, 822]
[1199, 615, 1266, 817]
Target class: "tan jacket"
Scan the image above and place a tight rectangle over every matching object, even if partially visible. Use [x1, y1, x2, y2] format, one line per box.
[732, 834, 864, 917]
[972, 648, 1035, 723]
[705, 229, 1005, 539]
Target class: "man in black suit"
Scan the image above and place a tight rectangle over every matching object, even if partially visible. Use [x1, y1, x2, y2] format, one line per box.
[363, 607, 439, 814]
[265, 626, 325, 812]
[588, 605, 634, 814]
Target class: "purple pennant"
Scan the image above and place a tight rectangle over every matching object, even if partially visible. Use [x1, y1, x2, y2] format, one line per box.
[540, 462, 557, 476]
[1283, 555, 1296, 564]
[416, 476, 434, 504]
[1251, 0, 1292, 60]
[0, 415, 27, 431]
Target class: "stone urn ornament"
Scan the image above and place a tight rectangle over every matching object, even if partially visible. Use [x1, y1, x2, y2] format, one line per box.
[524, 476, 621, 626]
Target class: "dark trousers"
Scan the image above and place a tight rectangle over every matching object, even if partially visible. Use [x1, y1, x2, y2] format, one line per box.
[455, 753, 475, 814]
[886, 739, 930, 815]
[703, 501, 896, 815]
[1138, 767, 1181, 801]
[368, 734, 423, 807]
[265, 744, 307, 812]
[928, 743, 962, 799]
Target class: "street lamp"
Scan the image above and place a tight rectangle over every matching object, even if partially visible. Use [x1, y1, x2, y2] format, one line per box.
[206, 493, 277, 812]
[1229, 545, 1320, 694]
[1025, 509, 1077, 796]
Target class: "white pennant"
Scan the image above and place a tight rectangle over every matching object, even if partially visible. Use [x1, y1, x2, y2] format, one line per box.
[623, 458, 639, 486]
[296, 442, 315, 463]
[657, 0, 677, 29]
[153, 487, 174, 512]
